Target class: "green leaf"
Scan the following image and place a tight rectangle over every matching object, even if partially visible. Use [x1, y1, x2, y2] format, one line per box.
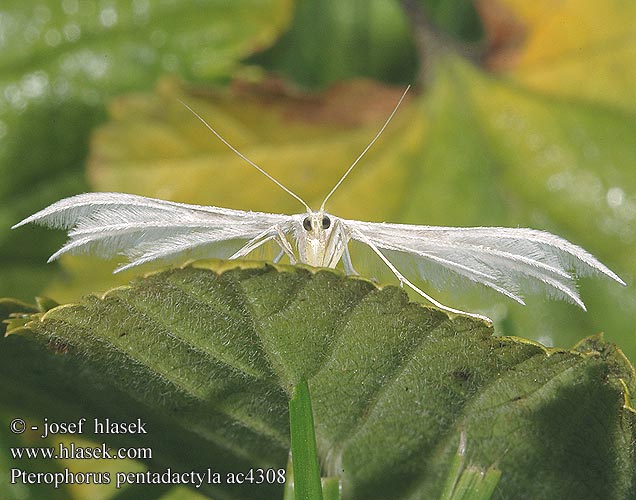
[0, 100, 102, 301]
[253, 0, 416, 88]
[2, 263, 634, 499]
[253, 0, 484, 89]
[0, 297, 39, 335]
[0, 0, 292, 94]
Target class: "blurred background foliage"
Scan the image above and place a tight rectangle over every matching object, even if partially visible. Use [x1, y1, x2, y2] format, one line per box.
[1, 1, 635, 367]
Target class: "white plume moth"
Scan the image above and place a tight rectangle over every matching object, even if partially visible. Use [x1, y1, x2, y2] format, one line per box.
[13, 87, 625, 322]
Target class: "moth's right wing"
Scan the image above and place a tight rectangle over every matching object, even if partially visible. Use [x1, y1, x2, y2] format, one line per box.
[13, 192, 295, 272]
[344, 219, 625, 310]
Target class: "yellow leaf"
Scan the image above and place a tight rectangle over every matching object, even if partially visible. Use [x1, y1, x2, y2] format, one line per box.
[479, 0, 636, 111]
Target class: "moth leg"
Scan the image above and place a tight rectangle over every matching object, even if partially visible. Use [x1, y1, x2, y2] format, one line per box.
[324, 218, 350, 269]
[230, 225, 297, 264]
[341, 244, 359, 276]
[351, 230, 492, 323]
[230, 226, 277, 260]
[273, 225, 297, 264]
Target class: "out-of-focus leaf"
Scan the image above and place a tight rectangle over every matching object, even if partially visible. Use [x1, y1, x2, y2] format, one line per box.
[395, 53, 634, 355]
[0, 100, 102, 300]
[2, 264, 635, 499]
[424, 0, 484, 42]
[1, 0, 293, 300]
[87, 79, 414, 213]
[253, 0, 417, 88]
[0, 0, 293, 95]
[253, 0, 485, 89]
[479, 0, 636, 111]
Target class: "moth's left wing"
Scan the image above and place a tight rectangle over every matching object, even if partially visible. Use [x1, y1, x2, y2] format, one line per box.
[13, 192, 295, 272]
[344, 219, 625, 309]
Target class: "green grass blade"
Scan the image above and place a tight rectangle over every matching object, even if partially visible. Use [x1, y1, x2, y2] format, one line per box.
[440, 432, 501, 500]
[289, 379, 323, 500]
[439, 433, 467, 500]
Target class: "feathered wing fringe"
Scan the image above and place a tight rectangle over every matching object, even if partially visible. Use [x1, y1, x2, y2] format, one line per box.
[346, 220, 625, 310]
[13, 192, 293, 268]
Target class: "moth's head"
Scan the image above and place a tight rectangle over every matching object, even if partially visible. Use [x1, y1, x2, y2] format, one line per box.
[299, 211, 335, 267]
[302, 211, 332, 238]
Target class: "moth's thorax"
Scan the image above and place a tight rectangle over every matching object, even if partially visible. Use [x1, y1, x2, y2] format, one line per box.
[297, 211, 335, 267]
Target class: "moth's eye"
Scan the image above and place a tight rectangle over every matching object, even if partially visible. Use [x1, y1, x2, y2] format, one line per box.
[322, 216, 331, 229]
[303, 217, 312, 231]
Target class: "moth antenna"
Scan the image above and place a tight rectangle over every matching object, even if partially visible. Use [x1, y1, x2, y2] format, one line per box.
[178, 99, 311, 212]
[319, 85, 411, 211]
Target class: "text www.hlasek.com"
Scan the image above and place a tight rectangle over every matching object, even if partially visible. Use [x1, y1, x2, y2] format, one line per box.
[11, 442, 152, 461]
[11, 443, 153, 489]
[9, 417, 286, 489]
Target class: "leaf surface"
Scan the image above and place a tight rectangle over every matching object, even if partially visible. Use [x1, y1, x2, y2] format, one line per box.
[3, 264, 634, 499]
